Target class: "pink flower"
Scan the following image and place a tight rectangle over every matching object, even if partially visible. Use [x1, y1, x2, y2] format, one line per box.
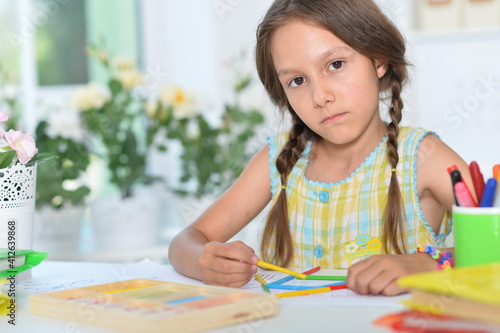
[4, 130, 38, 164]
[0, 112, 8, 122]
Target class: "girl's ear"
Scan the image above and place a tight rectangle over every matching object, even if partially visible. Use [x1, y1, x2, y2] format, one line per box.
[374, 60, 388, 79]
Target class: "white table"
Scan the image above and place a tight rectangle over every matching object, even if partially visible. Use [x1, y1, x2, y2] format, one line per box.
[1, 261, 405, 333]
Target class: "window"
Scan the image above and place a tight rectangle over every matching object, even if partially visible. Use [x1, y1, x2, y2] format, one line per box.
[35, 0, 88, 86]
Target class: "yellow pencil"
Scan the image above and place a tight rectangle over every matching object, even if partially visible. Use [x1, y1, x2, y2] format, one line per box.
[254, 274, 271, 293]
[276, 286, 333, 298]
[254, 274, 267, 286]
[256, 260, 307, 279]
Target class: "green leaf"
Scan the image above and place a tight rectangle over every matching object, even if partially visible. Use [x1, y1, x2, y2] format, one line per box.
[109, 79, 123, 96]
[0, 150, 16, 169]
[234, 74, 252, 93]
[26, 153, 58, 167]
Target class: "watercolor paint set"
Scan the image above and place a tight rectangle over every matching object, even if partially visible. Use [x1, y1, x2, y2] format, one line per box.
[30, 278, 279, 333]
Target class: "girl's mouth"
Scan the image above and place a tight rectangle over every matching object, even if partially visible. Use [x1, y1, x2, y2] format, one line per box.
[321, 112, 346, 124]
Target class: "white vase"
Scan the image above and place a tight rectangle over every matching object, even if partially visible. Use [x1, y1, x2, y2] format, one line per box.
[33, 206, 84, 259]
[0, 163, 37, 250]
[90, 188, 162, 252]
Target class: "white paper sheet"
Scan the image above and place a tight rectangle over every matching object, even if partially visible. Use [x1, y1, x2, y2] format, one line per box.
[15, 260, 407, 308]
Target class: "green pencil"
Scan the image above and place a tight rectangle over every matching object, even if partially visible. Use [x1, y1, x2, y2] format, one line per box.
[261, 283, 271, 293]
[254, 274, 271, 293]
[299, 275, 347, 281]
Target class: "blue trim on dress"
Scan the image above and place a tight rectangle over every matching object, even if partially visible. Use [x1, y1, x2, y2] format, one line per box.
[267, 136, 280, 201]
[301, 133, 389, 188]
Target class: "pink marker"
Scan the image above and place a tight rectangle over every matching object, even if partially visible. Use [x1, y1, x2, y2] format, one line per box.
[454, 182, 474, 207]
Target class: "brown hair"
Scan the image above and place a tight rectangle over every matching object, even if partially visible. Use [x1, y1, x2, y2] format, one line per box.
[256, 0, 409, 266]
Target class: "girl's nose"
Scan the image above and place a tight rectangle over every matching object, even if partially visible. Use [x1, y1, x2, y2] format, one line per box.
[311, 78, 335, 108]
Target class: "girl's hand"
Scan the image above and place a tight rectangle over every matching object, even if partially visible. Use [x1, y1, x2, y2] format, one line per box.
[198, 240, 259, 288]
[346, 253, 436, 296]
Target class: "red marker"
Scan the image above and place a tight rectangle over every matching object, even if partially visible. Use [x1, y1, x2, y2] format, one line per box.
[469, 161, 485, 203]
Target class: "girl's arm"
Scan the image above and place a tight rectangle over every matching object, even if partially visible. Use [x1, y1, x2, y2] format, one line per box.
[168, 145, 272, 287]
[347, 134, 472, 296]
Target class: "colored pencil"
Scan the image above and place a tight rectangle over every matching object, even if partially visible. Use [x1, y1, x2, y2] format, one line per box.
[276, 284, 347, 298]
[256, 261, 307, 279]
[254, 274, 271, 293]
[268, 282, 345, 291]
[266, 266, 321, 287]
[299, 275, 347, 281]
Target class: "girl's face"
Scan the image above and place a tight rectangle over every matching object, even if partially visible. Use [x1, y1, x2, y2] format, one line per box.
[270, 20, 388, 146]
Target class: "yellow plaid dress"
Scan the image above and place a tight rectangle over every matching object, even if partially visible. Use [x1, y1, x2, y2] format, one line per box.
[266, 127, 452, 269]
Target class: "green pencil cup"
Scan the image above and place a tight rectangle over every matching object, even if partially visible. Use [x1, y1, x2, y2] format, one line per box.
[453, 206, 500, 268]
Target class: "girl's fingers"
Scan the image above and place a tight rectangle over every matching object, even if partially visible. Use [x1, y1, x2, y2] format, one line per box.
[228, 240, 256, 254]
[204, 241, 258, 264]
[199, 241, 258, 286]
[365, 271, 397, 296]
[208, 256, 257, 275]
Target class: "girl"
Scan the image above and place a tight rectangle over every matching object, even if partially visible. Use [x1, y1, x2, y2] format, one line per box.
[168, 0, 473, 296]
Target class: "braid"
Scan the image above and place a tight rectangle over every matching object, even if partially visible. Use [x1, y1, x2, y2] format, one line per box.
[382, 68, 406, 255]
[261, 114, 308, 266]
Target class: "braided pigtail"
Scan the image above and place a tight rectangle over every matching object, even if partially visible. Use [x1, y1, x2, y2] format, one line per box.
[260, 115, 308, 266]
[382, 68, 406, 255]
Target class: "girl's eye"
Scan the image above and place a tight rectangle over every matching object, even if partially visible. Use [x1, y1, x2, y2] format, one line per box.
[329, 61, 344, 70]
[289, 77, 305, 87]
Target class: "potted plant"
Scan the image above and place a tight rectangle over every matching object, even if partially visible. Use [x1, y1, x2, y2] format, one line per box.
[0, 112, 39, 250]
[33, 112, 91, 257]
[151, 72, 265, 228]
[73, 47, 164, 251]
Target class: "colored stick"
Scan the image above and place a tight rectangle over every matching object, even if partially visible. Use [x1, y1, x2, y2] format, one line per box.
[256, 261, 307, 279]
[299, 275, 347, 281]
[268, 282, 346, 291]
[254, 274, 271, 293]
[266, 266, 321, 287]
[276, 284, 347, 298]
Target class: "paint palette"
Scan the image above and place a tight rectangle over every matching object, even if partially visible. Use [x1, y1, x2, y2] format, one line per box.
[30, 279, 279, 333]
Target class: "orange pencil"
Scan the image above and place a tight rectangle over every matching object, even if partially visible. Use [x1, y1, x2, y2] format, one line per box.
[493, 165, 500, 180]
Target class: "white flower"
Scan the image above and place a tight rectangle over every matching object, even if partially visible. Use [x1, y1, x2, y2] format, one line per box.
[112, 56, 136, 71]
[46, 108, 85, 142]
[186, 120, 200, 140]
[117, 69, 144, 90]
[71, 83, 109, 111]
[160, 85, 199, 120]
[344, 242, 359, 254]
[239, 85, 266, 111]
[144, 101, 157, 118]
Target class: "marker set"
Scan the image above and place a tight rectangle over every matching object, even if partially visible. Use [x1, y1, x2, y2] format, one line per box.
[448, 163, 500, 208]
[30, 279, 279, 333]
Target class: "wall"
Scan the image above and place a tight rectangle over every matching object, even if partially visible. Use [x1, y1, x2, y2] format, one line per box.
[138, 1, 500, 250]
